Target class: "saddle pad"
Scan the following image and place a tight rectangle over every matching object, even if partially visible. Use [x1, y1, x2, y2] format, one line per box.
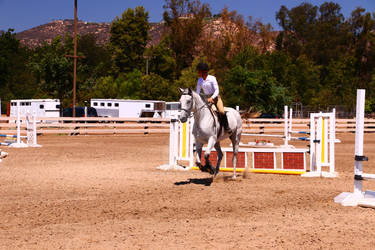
[211, 106, 230, 112]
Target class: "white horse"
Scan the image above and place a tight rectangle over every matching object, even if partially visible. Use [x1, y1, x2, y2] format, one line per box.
[179, 88, 242, 179]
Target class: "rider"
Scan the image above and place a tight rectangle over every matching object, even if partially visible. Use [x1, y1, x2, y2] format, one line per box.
[196, 62, 230, 132]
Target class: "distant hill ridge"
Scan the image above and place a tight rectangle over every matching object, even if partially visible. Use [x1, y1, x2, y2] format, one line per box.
[15, 19, 275, 51]
[15, 19, 164, 48]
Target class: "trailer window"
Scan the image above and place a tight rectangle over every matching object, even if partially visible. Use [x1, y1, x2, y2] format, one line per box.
[40, 105, 44, 109]
[56, 105, 61, 109]
[114, 103, 119, 107]
[167, 103, 180, 110]
[145, 104, 151, 108]
[100, 103, 105, 106]
[173, 103, 180, 110]
[154, 102, 165, 110]
[93, 102, 98, 106]
[107, 103, 112, 107]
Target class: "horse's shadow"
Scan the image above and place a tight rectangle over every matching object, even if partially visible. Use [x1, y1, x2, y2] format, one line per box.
[174, 175, 238, 187]
[174, 177, 213, 186]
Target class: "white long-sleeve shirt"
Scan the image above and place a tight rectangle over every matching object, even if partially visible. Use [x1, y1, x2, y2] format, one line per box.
[196, 75, 219, 99]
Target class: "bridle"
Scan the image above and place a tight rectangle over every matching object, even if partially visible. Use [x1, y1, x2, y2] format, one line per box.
[180, 92, 194, 118]
[180, 91, 217, 132]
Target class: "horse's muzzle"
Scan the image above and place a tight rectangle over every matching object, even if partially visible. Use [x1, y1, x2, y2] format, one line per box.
[180, 116, 187, 123]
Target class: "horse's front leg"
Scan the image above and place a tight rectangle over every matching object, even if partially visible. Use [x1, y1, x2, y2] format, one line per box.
[204, 137, 217, 175]
[214, 142, 223, 176]
[195, 141, 204, 171]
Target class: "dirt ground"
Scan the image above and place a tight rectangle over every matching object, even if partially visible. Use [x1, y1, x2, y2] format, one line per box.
[1, 133, 375, 249]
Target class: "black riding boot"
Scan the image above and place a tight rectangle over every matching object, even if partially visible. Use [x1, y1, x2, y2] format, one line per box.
[221, 113, 231, 133]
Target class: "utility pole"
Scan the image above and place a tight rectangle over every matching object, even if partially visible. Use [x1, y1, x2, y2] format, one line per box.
[65, 0, 84, 117]
[146, 57, 149, 75]
[72, 0, 78, 117]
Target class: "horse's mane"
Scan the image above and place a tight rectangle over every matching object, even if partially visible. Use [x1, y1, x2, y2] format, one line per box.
[189, 88, 208, 105]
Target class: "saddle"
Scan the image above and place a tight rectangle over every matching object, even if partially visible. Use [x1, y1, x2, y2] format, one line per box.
[208, 104, 230, 135]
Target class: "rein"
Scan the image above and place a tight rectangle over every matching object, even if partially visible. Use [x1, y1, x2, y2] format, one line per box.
[181, 92, 209, 115]
[181, 92, 217, 131]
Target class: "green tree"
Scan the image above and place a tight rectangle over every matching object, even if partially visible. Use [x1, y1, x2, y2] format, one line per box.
[198, 8, 261, 83]
[28, 36, 77, 107]
[140, 73, 178, 101]
[222, 65, 290, 113]
[28, 33, 113, 107]
[91, 70, 143, 100]
[0, 29, 36, 111]
[117, 70, 143, 99]
[273, 2, 375, 110]
[288, 55, 321, 106]
[110, 6, 150, 74]
[313, 2, 349, 65]
[276, 3, 318, 58]
[91, 76, 118, 99]
[76, 33, 112, 103]
[77, 33, 112, 78]
[145, 39, 176, 80]
[163, 0, 211, 76]
[319, 56, 359, 107]
[0, 29, 19, 92]
[276, 2, 350, 65]
[230, 47, 295, 105]
[348, 7, 375, 90]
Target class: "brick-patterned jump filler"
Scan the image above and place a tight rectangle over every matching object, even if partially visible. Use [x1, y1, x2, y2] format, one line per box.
[198, 147, 308, 175]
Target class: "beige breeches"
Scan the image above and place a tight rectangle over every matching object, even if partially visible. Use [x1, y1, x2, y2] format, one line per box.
[214, 95, 225, 115]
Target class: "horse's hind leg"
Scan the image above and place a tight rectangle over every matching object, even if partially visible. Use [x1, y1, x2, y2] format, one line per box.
[230, 132, 241, 179]
[214, 142, 223, 176]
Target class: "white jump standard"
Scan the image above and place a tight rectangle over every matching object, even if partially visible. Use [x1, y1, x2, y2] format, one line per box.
[301, 110, 337, 177]
[165, 116, 194, 170]
[0, 101, 41, 148]
[335, 89, 375, 208]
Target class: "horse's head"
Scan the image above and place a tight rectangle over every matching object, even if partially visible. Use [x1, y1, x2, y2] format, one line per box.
[179, 88, 194, 123]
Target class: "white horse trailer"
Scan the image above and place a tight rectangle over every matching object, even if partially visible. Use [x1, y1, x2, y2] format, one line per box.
[10, 99, 61, 118]
[165, 102, 180, 118]
[90, 99, 166, 118]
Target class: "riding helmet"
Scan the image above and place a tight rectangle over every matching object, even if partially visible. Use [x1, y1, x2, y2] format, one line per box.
[196, 62, 209, 72]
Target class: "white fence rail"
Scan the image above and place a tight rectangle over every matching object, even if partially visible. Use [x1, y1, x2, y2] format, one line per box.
[0, 116, 374, 135]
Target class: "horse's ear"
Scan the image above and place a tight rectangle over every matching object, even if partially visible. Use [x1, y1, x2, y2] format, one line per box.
[188, 88, 193, 94]
[179, 88, 184, 93]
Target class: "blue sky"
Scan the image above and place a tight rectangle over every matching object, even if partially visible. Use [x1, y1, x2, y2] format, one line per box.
[0, 0, 374, 32]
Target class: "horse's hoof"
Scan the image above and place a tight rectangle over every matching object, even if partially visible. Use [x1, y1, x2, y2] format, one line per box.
[214, 167, 220, 176]
[197, 162, 204, 171]
[203, 162, 215, 175]
[199, 164, 210, 173]
[213, 170, 218, 178]
[231, 175, 237, 180]
[208, 165, 215, 175]
[200, 166, 207, 172]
